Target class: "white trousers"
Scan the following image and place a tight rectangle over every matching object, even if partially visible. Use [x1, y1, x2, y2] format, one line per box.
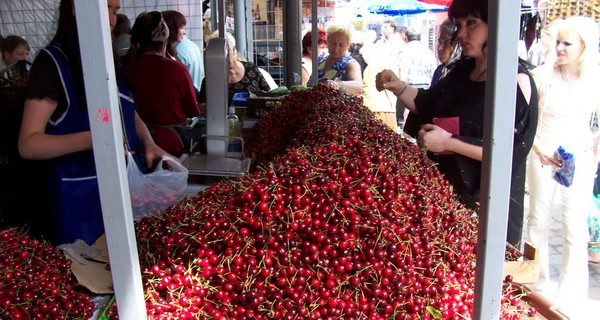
[526, 149, 595, 319]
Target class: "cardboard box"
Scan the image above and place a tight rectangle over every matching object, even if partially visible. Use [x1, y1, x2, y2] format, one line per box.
[66, 235, 114, 294]
[503, 242, 540, 284]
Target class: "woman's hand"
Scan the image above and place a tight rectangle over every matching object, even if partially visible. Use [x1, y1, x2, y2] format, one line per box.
[536, 150, 563, 168]
[375, 69, 401, 93]
[532, 145, 562, 167]
[325, 80, 344, 91]
[418, 124, 453, 153]
[144, 143, 175, 169]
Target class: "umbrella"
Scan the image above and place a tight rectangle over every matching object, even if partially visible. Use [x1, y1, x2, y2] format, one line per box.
[368, 0, 447, 16]
[418, 2, 448, 13]
[418, 0, 453, 5]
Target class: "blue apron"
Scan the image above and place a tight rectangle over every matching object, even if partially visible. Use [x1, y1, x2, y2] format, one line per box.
[44, 45, 141, 245]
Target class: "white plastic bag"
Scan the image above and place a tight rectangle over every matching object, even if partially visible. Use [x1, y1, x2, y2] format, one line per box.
[126, 152, 188, 220]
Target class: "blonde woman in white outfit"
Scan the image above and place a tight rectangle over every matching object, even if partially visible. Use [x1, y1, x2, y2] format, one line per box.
[526, 16, 600, 319]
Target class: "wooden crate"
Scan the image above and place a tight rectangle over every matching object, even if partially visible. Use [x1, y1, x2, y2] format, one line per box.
[503, 242, 540, 284]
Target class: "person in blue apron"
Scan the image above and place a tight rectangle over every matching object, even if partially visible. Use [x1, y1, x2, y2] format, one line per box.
[19, 0, 169, 245]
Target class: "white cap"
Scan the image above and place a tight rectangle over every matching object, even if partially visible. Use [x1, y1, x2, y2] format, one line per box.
[229, 106, 236, 114]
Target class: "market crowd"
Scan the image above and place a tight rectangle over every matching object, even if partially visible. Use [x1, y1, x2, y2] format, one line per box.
[1, 0, 600, 318]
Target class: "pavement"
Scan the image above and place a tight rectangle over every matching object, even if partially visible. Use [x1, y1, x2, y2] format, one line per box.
[523, 191, 600, 318]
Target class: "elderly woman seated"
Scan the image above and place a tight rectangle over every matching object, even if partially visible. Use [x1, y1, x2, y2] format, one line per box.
[198, 31, 273, 109]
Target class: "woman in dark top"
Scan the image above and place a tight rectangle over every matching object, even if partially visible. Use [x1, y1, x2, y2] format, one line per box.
[18, 0, 168, 245]
[376, 0, 537, 247]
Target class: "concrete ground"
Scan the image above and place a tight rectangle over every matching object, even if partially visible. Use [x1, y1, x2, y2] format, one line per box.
[523, 192, 600, 318]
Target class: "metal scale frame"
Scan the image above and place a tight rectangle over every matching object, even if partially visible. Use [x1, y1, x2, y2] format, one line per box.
[179, 0, 251, 178]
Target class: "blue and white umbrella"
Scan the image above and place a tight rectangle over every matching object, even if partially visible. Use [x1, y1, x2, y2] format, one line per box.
[368, 0, 447, 16]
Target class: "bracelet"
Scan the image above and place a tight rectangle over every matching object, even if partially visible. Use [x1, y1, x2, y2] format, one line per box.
[340, 81, 346, 91]
[395, 81, 408, 96]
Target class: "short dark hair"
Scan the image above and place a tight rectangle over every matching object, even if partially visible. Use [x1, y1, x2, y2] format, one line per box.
[449, 0, 488, 55]
[1, 35, 29, 57]
[448, 0, 488, 23]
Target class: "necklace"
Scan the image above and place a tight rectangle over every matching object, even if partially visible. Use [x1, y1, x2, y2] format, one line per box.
[559, 70, 576, 84]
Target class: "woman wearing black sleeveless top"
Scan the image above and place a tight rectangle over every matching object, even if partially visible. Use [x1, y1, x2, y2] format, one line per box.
[376, 0, 538, 247]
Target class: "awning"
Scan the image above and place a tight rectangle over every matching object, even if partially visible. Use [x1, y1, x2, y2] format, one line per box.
[418, 0, 453, 6]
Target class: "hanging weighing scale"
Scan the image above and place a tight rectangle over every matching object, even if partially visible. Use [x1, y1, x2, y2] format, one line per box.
[180, 0, 251, 178]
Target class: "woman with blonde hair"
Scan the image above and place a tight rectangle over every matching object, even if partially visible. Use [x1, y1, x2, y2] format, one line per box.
[527, 18, 564, 66]
[308, 22, 363, 95]
[526, 16, 600, 319]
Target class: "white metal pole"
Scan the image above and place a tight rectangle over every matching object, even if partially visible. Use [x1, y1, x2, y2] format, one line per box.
[473, 0, 521, 319]
[74, 1, 147, 318]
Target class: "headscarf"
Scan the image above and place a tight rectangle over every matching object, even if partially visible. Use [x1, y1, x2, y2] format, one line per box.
[126, 11, 169, 60]
[441, 42, 463, 79]
[151, 16, 169, 42]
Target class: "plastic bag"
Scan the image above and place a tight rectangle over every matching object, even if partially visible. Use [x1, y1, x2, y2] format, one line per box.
[126, 152, 188, 220]
[552, 146, 575, 187]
